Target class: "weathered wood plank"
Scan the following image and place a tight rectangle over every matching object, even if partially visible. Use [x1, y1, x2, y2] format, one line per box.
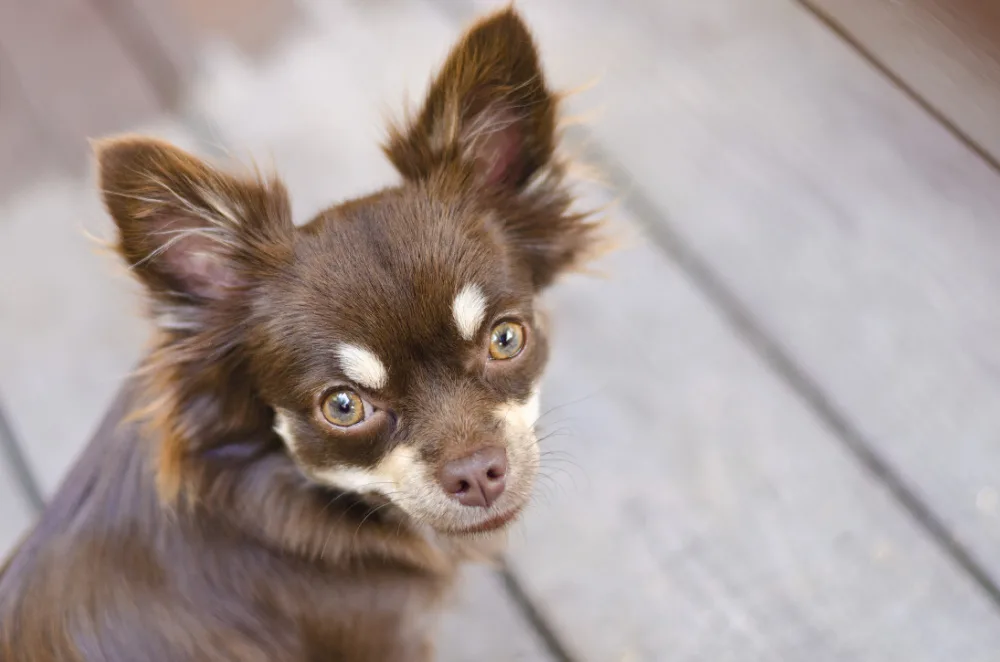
[505, 218, 1000, 661]
[0, 0, 162, 173]
[186, 0, 453, 221]
[806, 0, 1000, 166]
[459, 0, 1000, 600]
[0, 53, 59, 202]
[437, 566, 552, 662]
[0, 430, 36, 559]
[91, 0, 196, 107]
[169, 0, 298, 57]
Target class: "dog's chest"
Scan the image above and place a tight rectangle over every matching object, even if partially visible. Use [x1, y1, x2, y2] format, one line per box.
[184, 547, 449, 661]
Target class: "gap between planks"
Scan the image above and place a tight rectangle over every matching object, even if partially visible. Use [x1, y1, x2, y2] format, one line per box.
[0, 401, 44, 515]
[793, 0, 1000, 178]
[569, 132, 1000, 613]
[83, 0, 185, 108]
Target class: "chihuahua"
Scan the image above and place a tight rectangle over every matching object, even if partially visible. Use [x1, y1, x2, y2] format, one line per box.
[0, 7, 600, 661]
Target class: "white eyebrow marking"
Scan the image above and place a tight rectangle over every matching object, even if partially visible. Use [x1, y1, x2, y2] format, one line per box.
[336, 343, 389, 390]
[452, 283, 488, 341]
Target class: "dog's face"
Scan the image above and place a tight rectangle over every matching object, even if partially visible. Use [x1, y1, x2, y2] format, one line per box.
[257, 185, 551, 534]
[97, 9, 599, 536]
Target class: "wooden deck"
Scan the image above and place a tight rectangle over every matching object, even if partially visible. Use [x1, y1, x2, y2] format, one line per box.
[3, 0, 1000, 659]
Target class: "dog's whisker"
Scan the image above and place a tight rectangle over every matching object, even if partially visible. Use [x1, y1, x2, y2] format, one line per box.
[531, 388, 607, 425]
[539, 456, 585, 474]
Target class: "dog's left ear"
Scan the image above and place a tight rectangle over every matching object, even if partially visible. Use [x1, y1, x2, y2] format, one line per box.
[384, 8, 556, 191]
[96, 136, 293, 330]
[96, 137, 293, 497]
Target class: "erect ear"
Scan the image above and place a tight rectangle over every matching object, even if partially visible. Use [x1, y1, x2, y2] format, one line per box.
[96, 136, 293, 317]
[97, 137, 292, 498]
[384, 7, 557, 191]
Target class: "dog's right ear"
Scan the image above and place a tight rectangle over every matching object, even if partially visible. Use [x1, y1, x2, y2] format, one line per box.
[384, 7, 557, 193]
[385, 8, 605, 290]
[96, 137, 293, 328]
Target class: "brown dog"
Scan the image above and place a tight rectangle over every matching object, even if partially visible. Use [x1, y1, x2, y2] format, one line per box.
[0, 8, 600, 660]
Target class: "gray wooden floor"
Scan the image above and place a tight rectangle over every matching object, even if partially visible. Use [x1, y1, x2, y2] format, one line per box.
[3, 0, 1000, 659]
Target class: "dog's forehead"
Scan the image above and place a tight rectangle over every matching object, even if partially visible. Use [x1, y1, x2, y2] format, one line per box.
[275, 189, 529, 380]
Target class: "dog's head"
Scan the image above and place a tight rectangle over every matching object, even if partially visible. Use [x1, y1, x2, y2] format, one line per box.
[97, 9, 599, 536]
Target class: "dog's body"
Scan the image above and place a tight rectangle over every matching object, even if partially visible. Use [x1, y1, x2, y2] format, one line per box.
[0, 9, 599, 661]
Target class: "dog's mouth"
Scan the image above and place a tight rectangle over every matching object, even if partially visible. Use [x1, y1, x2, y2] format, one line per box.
[443, 505, 524, 535]
[345, 487, 526, 536]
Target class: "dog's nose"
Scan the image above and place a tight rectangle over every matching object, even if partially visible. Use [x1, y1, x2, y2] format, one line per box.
[438, 447, 508, 508]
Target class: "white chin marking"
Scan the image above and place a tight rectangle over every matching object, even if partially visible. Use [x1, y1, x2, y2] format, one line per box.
[336, 343, 389, 390]
[453, 283, 488, 341]
[312, 445, 419, 497]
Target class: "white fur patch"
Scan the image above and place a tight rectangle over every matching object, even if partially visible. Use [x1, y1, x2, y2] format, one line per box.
[313, 445, 420, 497]
[497, 389, 542, 432]
[274, 407, 420, 499]
[452, 283, 488, 341]
[312, 466, 388, 495]
[493, 387, 543, 517]
[273, 408, 297, 449]
[336, 343, 388, 390]
[156, 311, 198, 332]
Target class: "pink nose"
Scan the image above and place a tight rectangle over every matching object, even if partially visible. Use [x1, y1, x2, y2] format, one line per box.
[438, 447, 508, 508]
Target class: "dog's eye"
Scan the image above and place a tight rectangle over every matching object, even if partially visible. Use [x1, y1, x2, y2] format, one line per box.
[489, 321, 526, 360]
[322, 390, 365, 427]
